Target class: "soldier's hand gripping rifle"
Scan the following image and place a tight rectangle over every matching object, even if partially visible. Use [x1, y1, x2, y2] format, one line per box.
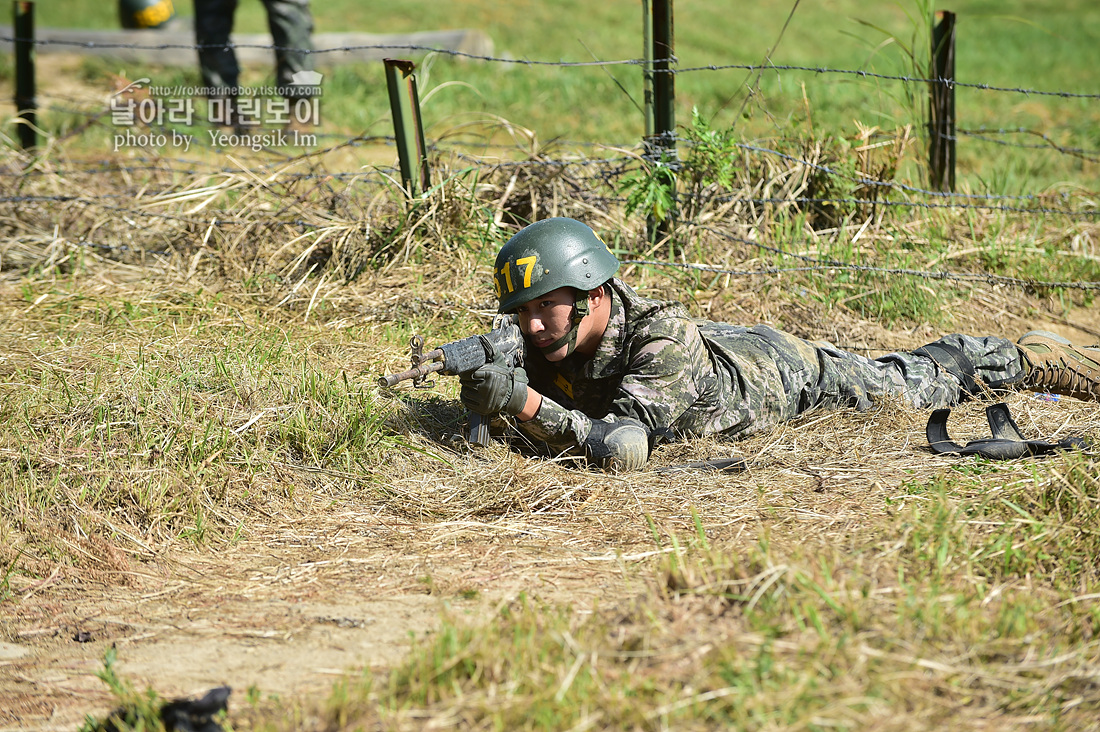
[378, 314, 525, 446]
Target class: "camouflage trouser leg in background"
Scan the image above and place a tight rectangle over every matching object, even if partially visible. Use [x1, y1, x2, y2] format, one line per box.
[703, 324, 1026, 436]
[261, 0, 315, 94]
[194, 0, 314, 96]
[194, 0, 240, 95]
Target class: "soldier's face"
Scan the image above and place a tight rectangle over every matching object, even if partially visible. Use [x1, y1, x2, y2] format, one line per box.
[516, 287, 580, 361]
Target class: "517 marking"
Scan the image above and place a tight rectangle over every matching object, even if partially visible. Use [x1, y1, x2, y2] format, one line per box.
[494, 255, 537, 296]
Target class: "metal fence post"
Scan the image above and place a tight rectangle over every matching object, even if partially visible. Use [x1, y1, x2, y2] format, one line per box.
[643, 0, 677, 245]
[642, 0, 653, 140]
[651, 0, 675, 153]
[929, 10, 956, 192]
[384, 58, 430, 198]
[13, 0, 37, 150]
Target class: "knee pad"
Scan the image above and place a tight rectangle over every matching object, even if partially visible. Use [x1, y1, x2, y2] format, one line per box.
[584, 417, 650, 472]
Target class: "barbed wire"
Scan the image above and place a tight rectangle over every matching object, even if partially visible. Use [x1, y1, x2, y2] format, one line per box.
[7, 91, 1096, 218]
[4, 185, 1093, 221]
[5, 34, 1099, 100]
[1, 35, 651, 67]
[20, 128, 1090, 214]
[445, 151, 635, 170]
[715, 194, 1097, 218]
[622, 257, 1100, 291]
[34, 224, 1100, 296]
[23, 59, 1097, 197]
[34, 87, 1099, 179]
[671, 63, 1100, 99]
[625, 224, 1100, 291]
[0, 195, 330, 226]
[0, 152, 401, 182]
[954, 128, 1100, 161]
[435, 137, 618, 152]
[7, 191, 1097, 299]
[3, 170, 1094, 219]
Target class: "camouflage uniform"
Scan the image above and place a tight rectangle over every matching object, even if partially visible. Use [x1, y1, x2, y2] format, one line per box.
[518, 279, 1025, 454]
[194, 0, 315, 97]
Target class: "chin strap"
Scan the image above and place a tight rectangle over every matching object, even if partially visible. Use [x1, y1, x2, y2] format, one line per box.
[536, 289, 591, 357]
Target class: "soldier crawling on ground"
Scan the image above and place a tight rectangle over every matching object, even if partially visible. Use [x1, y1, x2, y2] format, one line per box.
[457, 217, 1100, 471]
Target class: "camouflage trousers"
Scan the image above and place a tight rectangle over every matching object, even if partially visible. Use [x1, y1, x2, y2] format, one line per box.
[701, 323, 1026, 437]
[194, 0, 314, 96]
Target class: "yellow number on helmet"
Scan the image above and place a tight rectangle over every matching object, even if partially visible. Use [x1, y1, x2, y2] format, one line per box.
[516, 256, 537, 288]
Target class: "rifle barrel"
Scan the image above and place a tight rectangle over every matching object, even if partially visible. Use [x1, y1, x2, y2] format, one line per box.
[377, 357, 445, 387]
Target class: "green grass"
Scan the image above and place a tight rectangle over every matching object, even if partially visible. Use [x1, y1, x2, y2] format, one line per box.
[9, 174, 1100, 729]
[79, 647, 168, 732]
[276, 456, 1100, 730]
[5, 3, 1100, 730]
[22, 0, 1100, 191]
[0, 283, 413, 550]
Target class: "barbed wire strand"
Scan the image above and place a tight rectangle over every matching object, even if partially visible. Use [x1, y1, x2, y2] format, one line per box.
[43, 232, 1100, 294]
[622, 255, 1099, 288]
[622, 243, 1100, 292]
[4, 35, 1099, 99]
[672, 62, 1100, 99]
[955, 128, 1100, 161]
[4, 188, 1095, 221]
[12, 120, 1096, 212]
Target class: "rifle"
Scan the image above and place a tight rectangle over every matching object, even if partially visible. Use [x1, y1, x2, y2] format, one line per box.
[378, 314, 525, 446]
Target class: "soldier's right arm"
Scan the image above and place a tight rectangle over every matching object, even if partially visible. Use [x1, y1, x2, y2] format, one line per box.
[514, 329, 709, 470]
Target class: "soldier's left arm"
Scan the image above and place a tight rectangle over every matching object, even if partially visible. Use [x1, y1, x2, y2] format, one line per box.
[610, 328, 713, 431]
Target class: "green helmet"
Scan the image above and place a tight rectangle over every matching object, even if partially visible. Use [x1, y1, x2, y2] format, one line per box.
[119, 0, 176, 29]
[494, 218, 619, 314]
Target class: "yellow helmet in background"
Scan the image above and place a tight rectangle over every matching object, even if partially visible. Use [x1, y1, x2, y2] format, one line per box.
[119, 0, 176, 30]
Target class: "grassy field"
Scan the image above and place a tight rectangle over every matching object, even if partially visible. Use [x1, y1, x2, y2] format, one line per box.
[18, 0, 1100, 190]
[0, 145, 1097, 730]
[1, 1, 1099, 731]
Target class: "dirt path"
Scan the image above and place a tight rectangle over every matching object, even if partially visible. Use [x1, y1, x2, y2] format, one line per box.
[1, 516, 646, 730]
[3, 550, 437, 729]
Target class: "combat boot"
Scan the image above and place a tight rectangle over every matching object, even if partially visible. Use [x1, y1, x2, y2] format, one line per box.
[1017, 330, 1100, 401]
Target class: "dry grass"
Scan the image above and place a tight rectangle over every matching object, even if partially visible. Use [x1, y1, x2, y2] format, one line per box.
[1, 135, 1099, 730]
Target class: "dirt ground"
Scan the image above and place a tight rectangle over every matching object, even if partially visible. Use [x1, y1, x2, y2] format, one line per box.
[1, 52, 1099, 730]
[0, 507, 651, 730]
[2, 297, 1099, 730]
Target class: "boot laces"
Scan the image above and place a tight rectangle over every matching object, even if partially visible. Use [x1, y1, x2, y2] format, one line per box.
[1026, 357, 1100, 398]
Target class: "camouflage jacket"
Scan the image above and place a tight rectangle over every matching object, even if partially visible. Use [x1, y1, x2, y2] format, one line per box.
[517, 278, 754, 453]
[516, 279, 1024, 455]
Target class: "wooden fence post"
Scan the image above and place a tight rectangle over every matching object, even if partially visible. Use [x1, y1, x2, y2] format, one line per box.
[929, 10, 956, 192]
[384, 58, 430, 198]
[13, 0, 37, 150]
